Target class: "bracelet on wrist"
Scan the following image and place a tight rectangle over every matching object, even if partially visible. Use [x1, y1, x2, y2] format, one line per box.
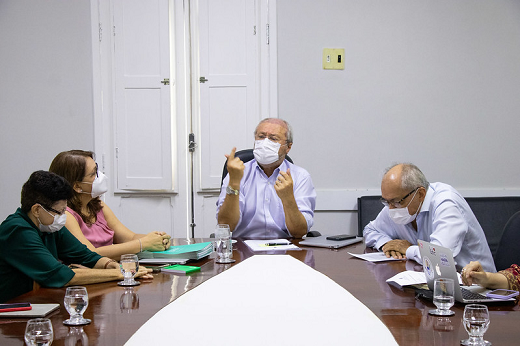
[138, 238, 143, 252]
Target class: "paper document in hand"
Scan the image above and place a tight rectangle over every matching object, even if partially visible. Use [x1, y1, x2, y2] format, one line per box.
[386, 270, 427, 289]
[348, 252, 406, 262]
[244, 239, 301, 251]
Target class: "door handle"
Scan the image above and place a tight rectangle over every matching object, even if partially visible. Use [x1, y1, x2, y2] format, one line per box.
[160, 78, 170, 85]
[199, 76, 208, 83]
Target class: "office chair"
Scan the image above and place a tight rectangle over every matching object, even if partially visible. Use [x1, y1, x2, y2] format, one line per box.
[220, 149, 293, 187]
[357, 196, 383, 237]
[493, 211, 520, 271]
[465, 197, 520, 261]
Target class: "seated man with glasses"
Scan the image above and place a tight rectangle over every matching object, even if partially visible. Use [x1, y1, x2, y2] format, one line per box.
[363, 163, 496, 272]
[216, 118, 316, 239]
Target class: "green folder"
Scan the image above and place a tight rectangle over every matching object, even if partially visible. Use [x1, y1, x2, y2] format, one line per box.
[161, 264, 201, 275]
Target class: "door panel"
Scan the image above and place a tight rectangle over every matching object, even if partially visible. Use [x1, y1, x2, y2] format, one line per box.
[198, 0, 259, 190]
[113, 0, 172, 190]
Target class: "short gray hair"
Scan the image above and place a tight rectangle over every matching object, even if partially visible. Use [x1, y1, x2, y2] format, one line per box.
[384, 163, 430, 190]
[255, 118, 293, 144]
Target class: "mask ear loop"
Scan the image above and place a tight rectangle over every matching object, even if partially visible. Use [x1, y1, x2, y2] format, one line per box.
[409, 188, 424, 219]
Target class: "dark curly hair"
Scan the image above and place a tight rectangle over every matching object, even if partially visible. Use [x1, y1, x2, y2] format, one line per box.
[21, 171, 73, 212]
[49, 150, 103, 225]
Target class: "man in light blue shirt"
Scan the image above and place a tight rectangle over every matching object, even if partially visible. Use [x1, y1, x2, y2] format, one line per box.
[364, 163, 496, 272]
[216, 118, 316, 239]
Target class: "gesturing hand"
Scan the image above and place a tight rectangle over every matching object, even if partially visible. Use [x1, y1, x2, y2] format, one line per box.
[274, 168, 294, 201]
[225, 147, 245, 185]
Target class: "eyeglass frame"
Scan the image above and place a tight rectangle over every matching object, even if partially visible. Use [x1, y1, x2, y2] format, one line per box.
[86, 163, 99, 179]
[254, 132, 288, 144]
[380, 187, 420, 208]
[38, 204, 66, 216]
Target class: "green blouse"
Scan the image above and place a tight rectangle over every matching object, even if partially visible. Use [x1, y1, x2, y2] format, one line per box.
[0, 208, 102, 303]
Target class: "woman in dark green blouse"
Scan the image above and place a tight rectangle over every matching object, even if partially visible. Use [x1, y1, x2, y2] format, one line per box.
[0, 170, 152, 303]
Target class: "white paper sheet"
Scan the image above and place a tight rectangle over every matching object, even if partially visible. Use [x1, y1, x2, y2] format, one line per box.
[386, 270, 427, 288]
[243, 239, 301, 251]
[126, 255, 398, 346]
[348, 251, 406, 262]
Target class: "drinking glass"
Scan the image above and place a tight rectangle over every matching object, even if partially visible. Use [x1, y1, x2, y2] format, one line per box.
[461, 304, 491, 346]
[63, 286, 91, 326]
[24, 318, 53, 346]
[429, 278, 455, 316]
[118, 254, 140, 286]
[215, 224, 235, 264]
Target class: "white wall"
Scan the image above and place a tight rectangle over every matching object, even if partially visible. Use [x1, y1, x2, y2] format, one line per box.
[1, 0, 519, 238]
[0, 0, 94, 220]
[276, 0, 520, 234]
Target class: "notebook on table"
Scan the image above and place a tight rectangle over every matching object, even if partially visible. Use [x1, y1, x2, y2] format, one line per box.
[0, 304, 60, 318]
[417, 240, 514, 303]
[299, 236, 363, 249]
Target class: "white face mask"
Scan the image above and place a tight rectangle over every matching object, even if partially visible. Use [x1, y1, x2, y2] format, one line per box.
[253, 139, 281, 165]
[387, 189, 422, 225]
[37, 205, 67, 233]
[80, 171, 108, 198]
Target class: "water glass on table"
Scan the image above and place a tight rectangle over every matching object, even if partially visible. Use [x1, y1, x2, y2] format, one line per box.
[461, 304, 491, 346]
[118, 254, 140, 286]
[429, 278, 455, 316]
[63, 286, 91, 326]
[25, 318, 53, 346]
[215, 224, 235, 264]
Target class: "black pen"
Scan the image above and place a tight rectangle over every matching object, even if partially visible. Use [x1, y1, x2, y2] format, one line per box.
[265, 242, 290, 246]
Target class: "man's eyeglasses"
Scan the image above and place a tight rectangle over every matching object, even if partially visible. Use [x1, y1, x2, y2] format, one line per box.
[380, 187, 419, 208]
[255, 133, 287, 144]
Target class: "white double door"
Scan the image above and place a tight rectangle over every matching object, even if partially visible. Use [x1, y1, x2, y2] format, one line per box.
[104, 0, 277, 237]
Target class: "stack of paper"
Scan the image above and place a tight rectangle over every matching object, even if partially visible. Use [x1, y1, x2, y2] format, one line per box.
[138, 242, 213, 260]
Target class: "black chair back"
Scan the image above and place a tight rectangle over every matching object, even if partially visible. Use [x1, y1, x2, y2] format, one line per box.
[357, 196, 383, 237]
[465, 197, 520, 261]
[220, 149, 293, 187]
[494, 211, 520, 271]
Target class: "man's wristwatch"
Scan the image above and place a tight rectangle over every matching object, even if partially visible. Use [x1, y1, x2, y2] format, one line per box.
[226, 185, 239, 195]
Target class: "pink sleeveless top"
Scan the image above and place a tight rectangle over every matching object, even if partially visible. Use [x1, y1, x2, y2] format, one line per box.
[67, 207, 114, 247]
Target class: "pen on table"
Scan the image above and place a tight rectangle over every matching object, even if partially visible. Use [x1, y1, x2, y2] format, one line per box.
[265, 242, 290, 246]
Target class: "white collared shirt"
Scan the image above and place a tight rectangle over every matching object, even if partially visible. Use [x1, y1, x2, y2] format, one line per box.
[363, 182, 497, 272]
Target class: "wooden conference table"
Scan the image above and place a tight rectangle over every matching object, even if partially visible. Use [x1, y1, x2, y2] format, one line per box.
[2, 238, 520, 345]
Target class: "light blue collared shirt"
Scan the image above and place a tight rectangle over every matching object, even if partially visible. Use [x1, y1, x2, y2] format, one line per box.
[363, 182, 496, 272]
[216, 159, 316, 239]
